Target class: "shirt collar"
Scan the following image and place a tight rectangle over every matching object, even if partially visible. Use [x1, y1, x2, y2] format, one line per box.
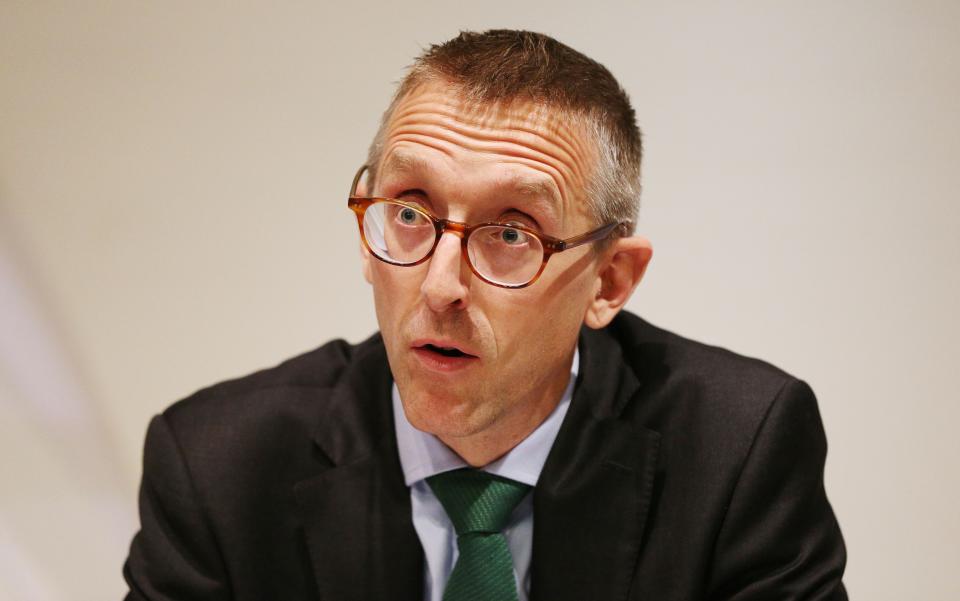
[393, 348, 579, 488]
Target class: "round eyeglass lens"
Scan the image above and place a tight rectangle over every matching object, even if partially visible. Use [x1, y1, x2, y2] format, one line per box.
[467, 225, 544, 286]
[363, 201, 436, 264]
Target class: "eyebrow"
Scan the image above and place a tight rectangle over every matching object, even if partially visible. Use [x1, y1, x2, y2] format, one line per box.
[501, 174, 562, 224]
[379, 151, 433, 180]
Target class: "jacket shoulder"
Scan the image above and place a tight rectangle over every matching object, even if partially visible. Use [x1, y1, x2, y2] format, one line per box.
[158, 333, 383, 445]
[608, 311, 798, 404]
[601, 321, 845, 597]
[602, 311, 816, 464]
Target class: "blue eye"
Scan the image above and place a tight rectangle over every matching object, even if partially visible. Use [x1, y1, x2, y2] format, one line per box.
[399, 208, 419, 224]
[500, 227, 527, 245]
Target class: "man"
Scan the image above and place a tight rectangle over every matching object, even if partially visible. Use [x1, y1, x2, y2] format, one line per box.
[123, 30, 846, 600]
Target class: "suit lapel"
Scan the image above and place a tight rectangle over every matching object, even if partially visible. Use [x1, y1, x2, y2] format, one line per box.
[531, 326, 661, 601]
[291, 325, 660, 600]
[292, 338, 423, 601]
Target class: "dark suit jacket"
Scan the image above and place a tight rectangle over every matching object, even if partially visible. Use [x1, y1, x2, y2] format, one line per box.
[123, 311, 847, 600]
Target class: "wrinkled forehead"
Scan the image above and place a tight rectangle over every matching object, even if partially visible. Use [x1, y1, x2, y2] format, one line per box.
[376, 81, 599, 219]
[394, 85, 585, 134]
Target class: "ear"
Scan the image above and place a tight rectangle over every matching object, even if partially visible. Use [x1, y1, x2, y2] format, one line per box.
[583, 235, 653, 329]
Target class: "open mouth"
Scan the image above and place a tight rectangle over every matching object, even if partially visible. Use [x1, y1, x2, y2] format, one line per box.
[411, 341, 479, 372]
[420, 343, 473, 358]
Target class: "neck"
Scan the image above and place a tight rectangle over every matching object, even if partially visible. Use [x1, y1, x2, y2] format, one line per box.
[438, 396, 561, 467]
[438, 357, 573, 467]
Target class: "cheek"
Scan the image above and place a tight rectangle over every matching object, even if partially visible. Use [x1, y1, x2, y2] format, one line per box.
[370, 262, 420, 309]
[485, 284, 589, 361]
[369, 265, 409, 339]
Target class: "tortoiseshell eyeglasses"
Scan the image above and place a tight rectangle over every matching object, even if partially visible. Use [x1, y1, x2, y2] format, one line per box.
[347, 165, 628, 289]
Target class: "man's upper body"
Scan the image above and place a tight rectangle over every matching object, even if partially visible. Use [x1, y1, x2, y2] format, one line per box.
[123, 313, 846, 600]
[124, 30, 846, 599]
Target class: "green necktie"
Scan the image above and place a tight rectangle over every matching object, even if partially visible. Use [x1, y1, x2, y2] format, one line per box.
[426, 468, 532, 601]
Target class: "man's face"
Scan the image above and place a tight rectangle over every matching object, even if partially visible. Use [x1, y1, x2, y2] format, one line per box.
[362, 81, 606, 458]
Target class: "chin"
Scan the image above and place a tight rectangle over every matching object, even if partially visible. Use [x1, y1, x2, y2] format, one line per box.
[401, 390, 493, 439]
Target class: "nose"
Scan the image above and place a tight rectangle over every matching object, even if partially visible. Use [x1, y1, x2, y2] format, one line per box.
[420, 231, 470, 312]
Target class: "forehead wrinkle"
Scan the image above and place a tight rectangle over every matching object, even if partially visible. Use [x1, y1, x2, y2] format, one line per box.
[389, 95, 591, 197]
[391, 106, 584, 186]
[392, 96, 587, 176]
[395, 87, 586, 148]
[386, 120, 584, 212]
[489, 117, 588, 181]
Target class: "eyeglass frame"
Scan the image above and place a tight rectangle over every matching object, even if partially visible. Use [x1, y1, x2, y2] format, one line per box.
[347, 164, 630, 289]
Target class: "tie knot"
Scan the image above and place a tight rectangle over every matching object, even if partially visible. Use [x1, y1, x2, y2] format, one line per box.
[426, 468, 531, 535]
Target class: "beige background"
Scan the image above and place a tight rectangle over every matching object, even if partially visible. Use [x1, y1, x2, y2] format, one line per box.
[1, 1, 958, 599]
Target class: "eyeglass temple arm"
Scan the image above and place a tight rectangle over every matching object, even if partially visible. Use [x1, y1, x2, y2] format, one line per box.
[350, 165, 370, 196]
[558, 221, 631, 250]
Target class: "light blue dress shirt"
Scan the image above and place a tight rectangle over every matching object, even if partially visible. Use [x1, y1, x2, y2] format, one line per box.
[392, 349, 579, 601]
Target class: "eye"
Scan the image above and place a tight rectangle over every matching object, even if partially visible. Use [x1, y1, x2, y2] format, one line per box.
[500, 227, 528, 245]
[398, 207, 420, 225]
